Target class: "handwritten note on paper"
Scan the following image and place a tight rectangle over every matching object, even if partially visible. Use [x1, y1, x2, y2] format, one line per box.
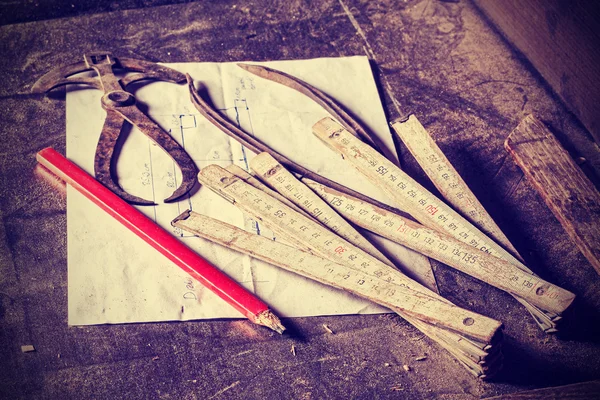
[66, 56, 434, 325]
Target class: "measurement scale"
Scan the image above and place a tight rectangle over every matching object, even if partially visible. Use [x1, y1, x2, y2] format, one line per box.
[250, 152, 393, 266]
[197, 164, 502, 342]
[245, 152, 500, 377]
[248, 153, 503, 372]
[301, 178, 574, 315]
[173, 209, 502, 378]
[390, 116, 559, 331]
[391, 115, 521, 260]
[250, 151, 571, 321]
[246, 154, 505, 376]
[224, 164, 317, 253]
[312, 118, 574, 324]
[225, 164, 314, 222]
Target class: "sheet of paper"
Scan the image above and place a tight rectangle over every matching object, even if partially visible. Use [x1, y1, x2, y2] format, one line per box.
[66, 56, 434, 325]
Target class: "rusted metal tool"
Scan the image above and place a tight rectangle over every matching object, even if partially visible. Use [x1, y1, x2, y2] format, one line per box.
[33, 53, 198, 205]
[186, 69, 412, 220]
[236, 63, 385, 153]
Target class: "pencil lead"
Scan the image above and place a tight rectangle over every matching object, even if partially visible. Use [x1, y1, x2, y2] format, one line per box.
[254, 310, 286, 334]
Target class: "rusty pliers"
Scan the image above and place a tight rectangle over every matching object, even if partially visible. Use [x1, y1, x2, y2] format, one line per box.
[33, 53, 198, 205]
[186, 63, 411, 218]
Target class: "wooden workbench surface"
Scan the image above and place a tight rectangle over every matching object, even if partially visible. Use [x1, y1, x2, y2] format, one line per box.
[1, 1, 599, 398]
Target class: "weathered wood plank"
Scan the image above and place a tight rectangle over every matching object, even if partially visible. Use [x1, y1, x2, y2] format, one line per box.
[484, 380, 600, 399]
[505, 115, 600, 275]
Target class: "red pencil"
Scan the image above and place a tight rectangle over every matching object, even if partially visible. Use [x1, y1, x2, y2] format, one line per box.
[36, 147, 285, 334]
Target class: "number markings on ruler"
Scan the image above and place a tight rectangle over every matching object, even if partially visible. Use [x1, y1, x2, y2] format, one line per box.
[391, 115, 520, 259]
[197, 165, 502, 341]
[313, 117, 519, 265]
[250, 152, 393, 265]
[199, 165, 420, 289]
[312, 118, 575, 316]
[174, 209, 499, 376]
[245, 154, 502, 374]
[303, 179, 575, 315]
[390, 116, 560, 332]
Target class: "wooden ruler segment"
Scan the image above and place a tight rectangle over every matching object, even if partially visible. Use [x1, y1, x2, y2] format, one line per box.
[246, 153, 502, 374]
[313, 117, 521, 267]
[301, 178, 557, 332]
[505, 114, 600, 276]
[225, 164, 315, 222]
[197, 165, 502, 342]
[198, 165, 425, 294]
[391, 115, 521, 261]
[173, 209, 501, 377]
[249, 152, 393, 266]
[312, 118, 575, 316]
[249, 150, 438, 294]
[390, 116, 558, 331]
[303, 179, 575, 315]
[224, 164, 317, 253]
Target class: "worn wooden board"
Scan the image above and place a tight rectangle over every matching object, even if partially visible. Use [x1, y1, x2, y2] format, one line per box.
[505, 115, 600, 275]
[484, 379, 600, 400]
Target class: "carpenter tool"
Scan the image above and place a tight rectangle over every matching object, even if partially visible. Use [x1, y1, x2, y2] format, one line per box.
[32, 53, 198, 205]
[194, 165, 500, 338]
[186, 74, 412, 220]
[251, 151, 574, 316]
[175, 164, 504, 378]
[390, 115, 561, 332]
[247, 153, 505, 377]
[391, 115, 521, 260]
[188, 64, 568, 331]
[174, 210, 503, 379]
[250, 152, 393, 265]
[189, 64, 438, 291]
[312, 117, 575, 323]
[36, 147, 284, 333]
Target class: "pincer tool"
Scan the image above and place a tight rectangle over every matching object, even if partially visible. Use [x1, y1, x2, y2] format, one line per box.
[33, 53, 198, 205]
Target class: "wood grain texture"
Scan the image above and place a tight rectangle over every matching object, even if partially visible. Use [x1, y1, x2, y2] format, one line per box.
[474, 0, 600, 144]
[484, 380, 600, 399]
[505, 114, 600, 275]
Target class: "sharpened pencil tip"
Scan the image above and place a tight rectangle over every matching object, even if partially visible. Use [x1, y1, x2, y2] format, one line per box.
[254, 310, 286, 334]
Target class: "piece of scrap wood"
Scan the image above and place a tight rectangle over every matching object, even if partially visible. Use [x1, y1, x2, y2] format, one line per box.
[21, 345, 35, 353]
[322, 324, 334, 334]
[505, 115, 600, 275]
[483, 379, 600, 399]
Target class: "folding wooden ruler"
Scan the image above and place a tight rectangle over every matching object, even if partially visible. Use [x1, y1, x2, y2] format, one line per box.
[310, 117, 575, 330]
[171, 115, 575, 378]
[176, 164, 504, 378]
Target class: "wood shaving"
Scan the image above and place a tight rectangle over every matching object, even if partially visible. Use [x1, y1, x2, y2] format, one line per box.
[322, 324, 334, 334]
